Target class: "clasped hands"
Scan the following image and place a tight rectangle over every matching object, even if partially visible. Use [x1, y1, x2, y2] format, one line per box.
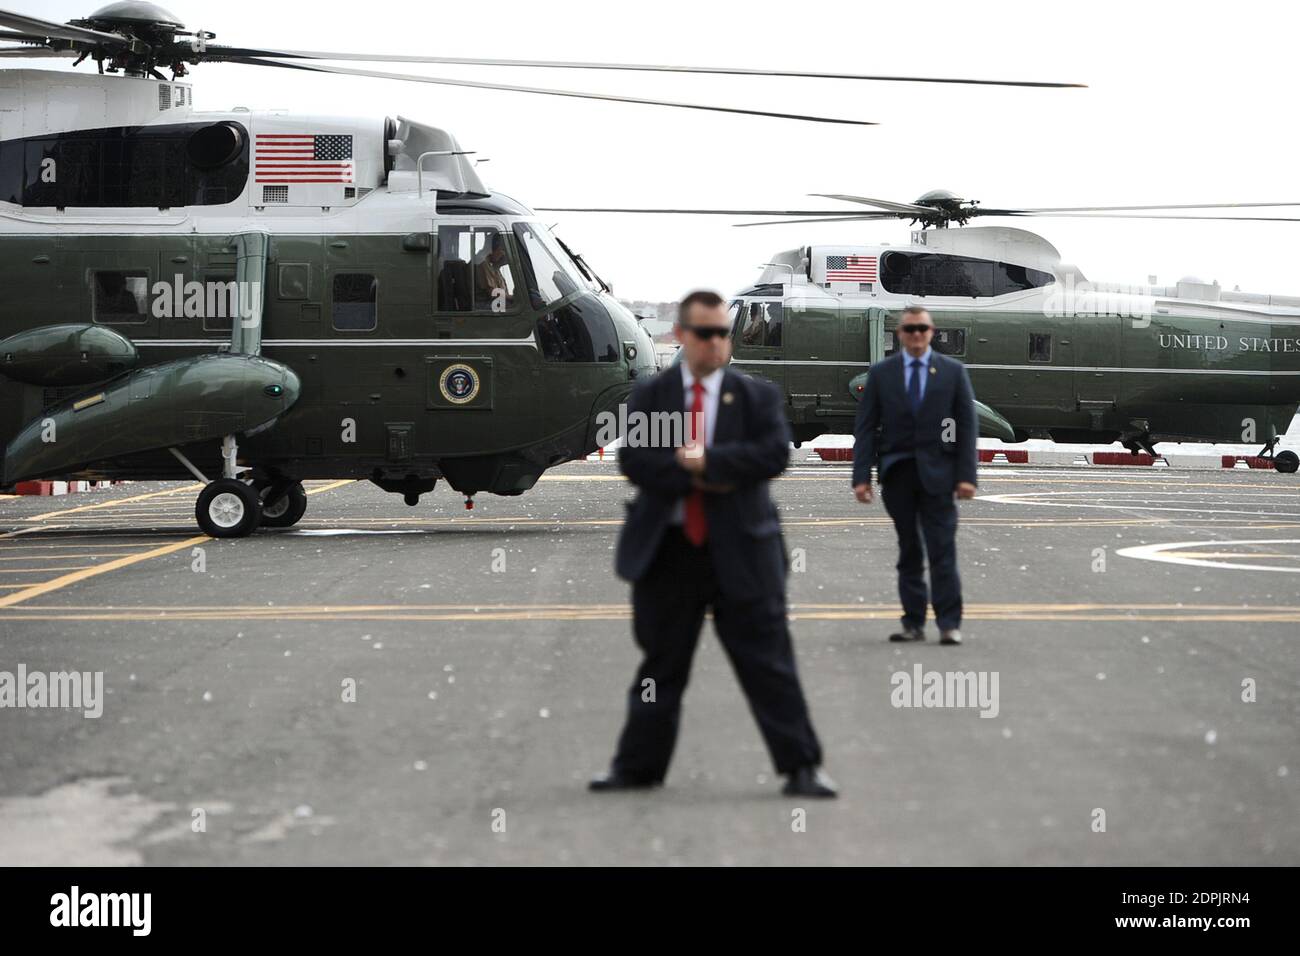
[676, 443, 733, 492]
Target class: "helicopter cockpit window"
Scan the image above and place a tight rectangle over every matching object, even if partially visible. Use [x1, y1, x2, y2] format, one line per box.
[536, 295, 620, 363]
[332, 274, 378, 331]
[512, 222, 584, 309]
[738, 301, 782, 347]
[92, 271, 149, 324]
[436, 225, 516, 313]
[727, 300, 744, 336]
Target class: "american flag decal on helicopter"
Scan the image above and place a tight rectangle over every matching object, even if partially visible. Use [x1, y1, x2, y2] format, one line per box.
[255, 134, 354, 184]
[825, 254, 878, 282]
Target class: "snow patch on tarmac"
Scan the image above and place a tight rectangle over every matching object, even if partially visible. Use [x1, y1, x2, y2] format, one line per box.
[0, 777, 174, 865]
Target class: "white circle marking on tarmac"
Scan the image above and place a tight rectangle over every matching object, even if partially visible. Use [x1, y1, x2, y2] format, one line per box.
[978, 490, 1300, 519]
[1116, 539, 1300, 574]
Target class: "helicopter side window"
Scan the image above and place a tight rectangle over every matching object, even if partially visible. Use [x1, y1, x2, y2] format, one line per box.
[934, 328, 965, 356]
[1028, 332, 1053, 363]
[436, 225, 516, 313]
[738, 301, 782, 347]
[891, 327, 966, 356]
[332, 274, 378, 331]
[995, 263, 1055, 295]
[92, 271, 150, 324]
[12, 123, 249, 209]
[880, 252, 997, 297]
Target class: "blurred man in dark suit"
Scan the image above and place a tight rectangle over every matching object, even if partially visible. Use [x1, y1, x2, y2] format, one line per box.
[591, 290, 835, 798]
[852, 306, 978, 645]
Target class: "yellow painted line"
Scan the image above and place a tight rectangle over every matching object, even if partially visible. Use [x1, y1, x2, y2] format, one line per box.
[0, 526, 68, 538]
[284, 516, 1297, 530]
[23, 484, 202, 521]
[0, 566, 95, 573]
[5, 600, 1298, 624]
[0, 552, 136, 560]
[0, 535, 208, 608]
[3, 610, 1298, 624]
[10, 480, 347, 525]
[0, 541, 175, 550]
[13, 601, 1291, 613]
[552, 469, 1295, 490]
[0, 481, 354, 608]
[304, 479, 355, 495]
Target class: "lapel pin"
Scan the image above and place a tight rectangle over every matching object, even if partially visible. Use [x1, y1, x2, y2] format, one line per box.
[722, 392, 735, 405]
[929, 366, 937, 375]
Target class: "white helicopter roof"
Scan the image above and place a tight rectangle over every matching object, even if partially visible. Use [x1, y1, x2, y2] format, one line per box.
[0, 67, 497, 231]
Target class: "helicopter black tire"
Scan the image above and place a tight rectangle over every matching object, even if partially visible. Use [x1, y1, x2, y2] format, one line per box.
[1274, 450, 1299, 474]
[196, 478, 262, 538]
[260, 481, 308, 527]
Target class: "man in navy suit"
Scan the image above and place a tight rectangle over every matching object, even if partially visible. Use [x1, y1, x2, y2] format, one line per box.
[591, 290, 835, 798]
[852, 306, 978, 645]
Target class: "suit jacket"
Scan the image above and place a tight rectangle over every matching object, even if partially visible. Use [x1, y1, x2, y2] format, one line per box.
[616, 366, 791, 601]
[851, 349, 979, 495]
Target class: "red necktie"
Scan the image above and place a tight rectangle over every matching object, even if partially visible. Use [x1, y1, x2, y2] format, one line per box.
[684, 380, 708, 546]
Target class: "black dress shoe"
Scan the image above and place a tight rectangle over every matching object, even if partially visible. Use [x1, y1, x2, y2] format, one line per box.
[889, 626, 925, 642]
[588, 770, 661, 792]
[782, 766, 838, 798]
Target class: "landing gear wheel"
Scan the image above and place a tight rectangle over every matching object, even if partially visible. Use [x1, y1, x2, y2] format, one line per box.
[260, 481, 308, 528]
[196, 478, 262, 538]
[1275, 450, 1299, 474]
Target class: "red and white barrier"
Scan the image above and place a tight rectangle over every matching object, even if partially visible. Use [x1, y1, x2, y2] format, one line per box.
[810, 447, 1292, 471]
[1220, 456, 1277, 470]
[10, 480, 123, 496]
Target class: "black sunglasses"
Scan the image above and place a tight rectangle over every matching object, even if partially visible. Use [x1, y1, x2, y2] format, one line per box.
[900, 324, 933, 334]
[682, 324, 730, 340]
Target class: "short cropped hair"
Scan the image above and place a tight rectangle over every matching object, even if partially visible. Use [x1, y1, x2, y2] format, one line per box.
[901, 305, 932, 321]
[677, 289, 726, 325]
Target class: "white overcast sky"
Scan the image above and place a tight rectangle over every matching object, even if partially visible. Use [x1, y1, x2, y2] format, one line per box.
[22, 0, 1300, 301]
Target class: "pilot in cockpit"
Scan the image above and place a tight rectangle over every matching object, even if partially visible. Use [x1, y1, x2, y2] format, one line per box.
[474, 233, 515, 311]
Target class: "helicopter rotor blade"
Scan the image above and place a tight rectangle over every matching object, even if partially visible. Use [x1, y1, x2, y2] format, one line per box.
[223, 57, 879, 126]
[0, 8, 125, 46]
[810, 193, 936, 214]
[735, 214, 903, 227]
[1007, 212, 1300, 222]
[203, 45, 1086, 88]
[1005, 201, 1300, 213]
[0, 45, 76, 57]
[535, 207, 874, 216]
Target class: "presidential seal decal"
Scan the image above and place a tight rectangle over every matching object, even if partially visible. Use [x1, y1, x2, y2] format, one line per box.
[439, 363, 481, 405]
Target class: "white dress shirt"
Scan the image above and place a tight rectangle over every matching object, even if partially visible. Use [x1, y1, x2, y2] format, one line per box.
[670, 363, 724, 525]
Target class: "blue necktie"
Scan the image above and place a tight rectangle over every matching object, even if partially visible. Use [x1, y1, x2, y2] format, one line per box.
[908, 358, 923, 412]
